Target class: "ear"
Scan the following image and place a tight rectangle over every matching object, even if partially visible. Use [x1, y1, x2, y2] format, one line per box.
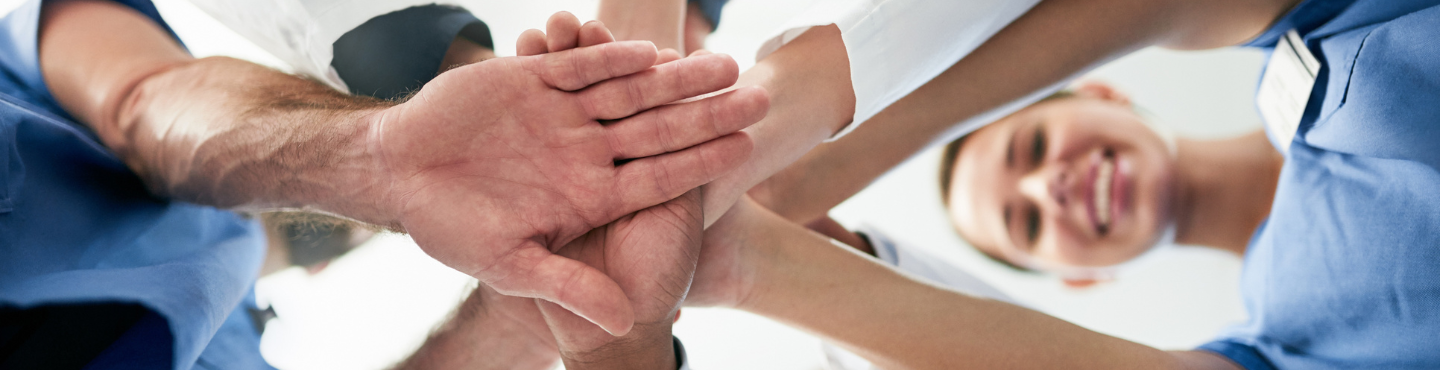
[304, 260, 332, 275]
[1072, 80, 1131, 106]
[1061, 278, 1103, 288]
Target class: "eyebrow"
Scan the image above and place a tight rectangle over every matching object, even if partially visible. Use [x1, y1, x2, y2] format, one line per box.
[1002, 205, 1013, 247]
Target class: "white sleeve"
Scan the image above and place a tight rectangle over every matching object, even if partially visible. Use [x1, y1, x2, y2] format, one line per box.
[755, 0, 1060, 145]
[183, 0, 450, 91]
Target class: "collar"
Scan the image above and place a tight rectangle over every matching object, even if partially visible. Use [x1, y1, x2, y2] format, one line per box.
[1244, 0, 1358, 47]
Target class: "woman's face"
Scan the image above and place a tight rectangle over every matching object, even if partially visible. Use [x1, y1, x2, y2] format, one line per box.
[948, 89, 1176, 270]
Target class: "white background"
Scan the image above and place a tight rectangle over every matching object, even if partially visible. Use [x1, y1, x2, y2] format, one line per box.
[1, 0, 1265, 368]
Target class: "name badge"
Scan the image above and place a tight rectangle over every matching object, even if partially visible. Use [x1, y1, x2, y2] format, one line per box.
[1255, 29, 1321, 153]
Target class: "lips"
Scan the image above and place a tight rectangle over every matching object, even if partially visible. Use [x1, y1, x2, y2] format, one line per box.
[1086, 150, 1120, 236]
[1094, 156, 1115, 230]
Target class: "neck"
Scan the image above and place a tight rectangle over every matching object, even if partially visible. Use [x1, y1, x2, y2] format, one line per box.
[1170, 132, 1283, 256]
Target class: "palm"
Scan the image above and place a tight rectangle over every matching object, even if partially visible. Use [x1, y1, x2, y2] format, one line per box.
[371, 41, 766, 334]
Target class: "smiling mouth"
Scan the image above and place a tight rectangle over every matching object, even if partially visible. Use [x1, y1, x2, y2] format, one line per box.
[1094, 151, 1116, 235]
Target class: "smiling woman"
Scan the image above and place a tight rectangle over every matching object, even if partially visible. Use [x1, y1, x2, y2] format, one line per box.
[941, 81, 1280, 285]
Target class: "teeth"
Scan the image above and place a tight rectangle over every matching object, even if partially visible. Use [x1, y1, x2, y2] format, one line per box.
[1095, 159, 1114, 227]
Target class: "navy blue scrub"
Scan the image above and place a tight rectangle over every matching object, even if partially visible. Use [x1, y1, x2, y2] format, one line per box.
[0, 0, 271, 368]
[1197, 1, 1440, 369]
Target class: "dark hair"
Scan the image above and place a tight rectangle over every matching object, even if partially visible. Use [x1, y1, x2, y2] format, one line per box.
[937, 91, 1077, 274]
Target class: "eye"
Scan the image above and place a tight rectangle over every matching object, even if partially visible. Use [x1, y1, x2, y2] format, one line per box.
[1031, 127, 1047, 166]
[1025, 204, 1041, 245]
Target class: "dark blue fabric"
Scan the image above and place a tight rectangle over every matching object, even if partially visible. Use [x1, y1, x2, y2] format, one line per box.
[690, 0, 728, 31]
[331, 5, 491, 100]
[1197, 340, 1277, 370]
[84, 310, 175, 370]
[1201, 1, 1440, 368]
[0, 1, 269, 369]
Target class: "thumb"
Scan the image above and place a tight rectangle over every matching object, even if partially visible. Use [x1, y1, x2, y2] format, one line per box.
[482, 243, 635, 335]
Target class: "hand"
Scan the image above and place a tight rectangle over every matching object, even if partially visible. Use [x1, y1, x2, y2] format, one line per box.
[537, 189, 702, 367]
[687, 196, 768, 308]
[521, 14, 697, 368]
[367, 12, 769, 335]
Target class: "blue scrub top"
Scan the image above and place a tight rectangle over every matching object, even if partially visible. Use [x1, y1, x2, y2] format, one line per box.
[1198, 1, 1440, 369]
[0, 0, 272, 369]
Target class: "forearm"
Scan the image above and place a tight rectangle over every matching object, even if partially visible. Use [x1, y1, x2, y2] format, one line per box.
[115, 57, 393, 223]
[396, 287, 559, 370]
[730, 202, 1194, 370]
[749, 0, 1184, 223]
[39, 0, 396, 225]
[701, 24, 854, 225]
[597, 0, 686, 51]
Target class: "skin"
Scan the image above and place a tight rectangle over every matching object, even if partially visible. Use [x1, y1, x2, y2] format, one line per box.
[39, 0, 767, 337]
[598, 0, 716, 54]
[747, 0, 1303, 228]
[676, 0, 1303, 367]
[394, 283, 561, 370]
[687, 197, 1240, 370]
[951, 83, 1177, 271]
[948, 83, 1282, 285]
[595, 0, 859, 228]
[518, 17, 698, 369]
[398, 17, 697, 369]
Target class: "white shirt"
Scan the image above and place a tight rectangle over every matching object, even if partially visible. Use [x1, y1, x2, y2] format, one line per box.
[190, 0, 1062, 146]
[755, 0, 1070, 145]
[823, 225, 1017, 370]
[184, 0, 450, 92]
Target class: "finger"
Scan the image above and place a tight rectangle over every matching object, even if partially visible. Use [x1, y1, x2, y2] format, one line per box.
[688, 49, 712, 57]
[533, 40, 658, 91]
[607, 86, 768, 159]
[545, 11, 583, 53]
[484, 243, 635, 336]
[612, 132, 753, 218]
[578, 20, 615, 47]
[656, 48, 683, 65]
[577, 52, 740, 120]
[517, 28, 548, 56]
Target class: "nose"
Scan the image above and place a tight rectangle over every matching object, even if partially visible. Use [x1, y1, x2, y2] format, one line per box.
[1019, 166, 1070, 212]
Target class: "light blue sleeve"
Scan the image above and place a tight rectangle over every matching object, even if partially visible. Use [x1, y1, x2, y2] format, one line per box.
[0, 0, 58, 110]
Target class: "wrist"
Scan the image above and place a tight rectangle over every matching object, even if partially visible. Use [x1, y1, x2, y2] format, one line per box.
[717, 199, 777, 311]
[308, 106, 403, 229]
[560, 321, 677, 370]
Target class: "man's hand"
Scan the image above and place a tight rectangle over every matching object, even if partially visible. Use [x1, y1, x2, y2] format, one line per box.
[536, 189, 701, 369]
[512, 14, 698, 369]
[366, 30, 767, 335]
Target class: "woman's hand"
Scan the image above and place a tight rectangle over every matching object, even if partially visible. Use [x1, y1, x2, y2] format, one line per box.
[688, 197, 773, 308]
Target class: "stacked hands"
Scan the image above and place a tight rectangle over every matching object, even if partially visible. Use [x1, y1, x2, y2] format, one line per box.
[365, 12, 768, 361]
